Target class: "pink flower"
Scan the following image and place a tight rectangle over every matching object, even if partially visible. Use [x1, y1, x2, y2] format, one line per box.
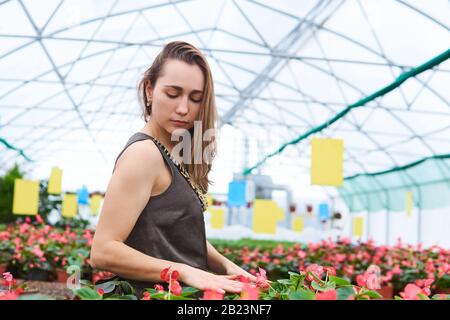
[142, 292, 151, 300]
[297, 250, 306, 259]
[335, 254, 346, 263]
[2, 272, 13, 283]
[276, 244, 283, 254]
[32, 245, 44, 258]
[240, 284, 260, 300]
[97, 288, 104, 296]
[415, 279, 434, 288]
[392, 264, 402, 275]
[19, 223, 30, 234]
[202, 289, 224, 300]
[255, 267, 270, 289]
[356, 274, 366, 287]
[36, 214, 44, 224]
[306, 264, 324, 281]
[323, 266, 336, 277]
[160, 266, 172, 282]
[154, 284, 164, 292]
[316, 289, 337, 300]
[170, 280, 182, 296]
[343, 265, 355, 276]
[399, 284, 423, 300]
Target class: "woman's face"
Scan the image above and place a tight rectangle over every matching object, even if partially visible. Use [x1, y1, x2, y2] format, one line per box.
[147, 59, 204, 135]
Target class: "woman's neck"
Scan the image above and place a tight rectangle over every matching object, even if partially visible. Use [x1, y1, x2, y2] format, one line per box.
[141, 122, 176, 152]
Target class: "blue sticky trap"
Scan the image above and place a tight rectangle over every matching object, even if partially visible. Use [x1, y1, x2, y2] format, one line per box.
[227, 180, 247, 207]
[77, 186, 89, 205]
[319, 203, 329, 220]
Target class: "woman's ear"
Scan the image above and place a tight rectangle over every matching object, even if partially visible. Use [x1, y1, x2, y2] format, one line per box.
[145, 80, 152, 100]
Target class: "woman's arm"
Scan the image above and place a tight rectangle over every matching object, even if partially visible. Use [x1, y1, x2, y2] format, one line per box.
[90, 140, 181, 282]
[90, 140, 246, 293]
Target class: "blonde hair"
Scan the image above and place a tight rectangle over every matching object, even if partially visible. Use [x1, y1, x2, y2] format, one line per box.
[137, 41, 218, 192]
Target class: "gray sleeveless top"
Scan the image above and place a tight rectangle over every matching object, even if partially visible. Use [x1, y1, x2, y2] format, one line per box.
[111, 132, 208, 289]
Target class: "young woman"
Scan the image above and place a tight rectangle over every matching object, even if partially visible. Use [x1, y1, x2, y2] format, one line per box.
[90, 41, 256, 297]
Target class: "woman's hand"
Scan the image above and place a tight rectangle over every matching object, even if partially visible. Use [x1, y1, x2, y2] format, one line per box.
[224, 261, 258, 283]
[177, 264, 246, 294]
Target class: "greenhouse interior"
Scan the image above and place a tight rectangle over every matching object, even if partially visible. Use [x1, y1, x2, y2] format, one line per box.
[0, 0, 449, 302]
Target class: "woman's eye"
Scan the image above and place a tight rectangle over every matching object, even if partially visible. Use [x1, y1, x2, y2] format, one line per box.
[191, 96, 202, 103]
[166, 92, 178, 98]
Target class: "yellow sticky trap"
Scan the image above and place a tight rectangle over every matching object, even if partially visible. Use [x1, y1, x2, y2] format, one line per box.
[292, 216, 304, 232]
[62, 194, 78, 218]
[405, 191, 413, 217]
[209, 208, 225, 229]
[89, 195, 103, 216]
[352, 216, 364, 237]
[48, 167, 63, 194]
[276, 207, 285, 221]
[311, 138, 344, 186]
[13, 179, 39, 215]
[253, 200, 278, 234]
[207, 194, 213, 208]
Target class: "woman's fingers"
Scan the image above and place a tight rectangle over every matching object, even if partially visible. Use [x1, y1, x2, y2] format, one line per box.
[222, 284, 243, 294]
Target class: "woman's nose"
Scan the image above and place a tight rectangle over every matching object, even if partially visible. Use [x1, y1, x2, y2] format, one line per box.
[175, 97, 189, 115]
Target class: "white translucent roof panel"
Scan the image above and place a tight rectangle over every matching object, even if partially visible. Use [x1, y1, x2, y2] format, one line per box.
[0, 0, 449, 195]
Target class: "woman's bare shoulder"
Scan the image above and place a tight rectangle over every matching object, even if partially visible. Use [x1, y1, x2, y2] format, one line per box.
[114, 139, 164, 180]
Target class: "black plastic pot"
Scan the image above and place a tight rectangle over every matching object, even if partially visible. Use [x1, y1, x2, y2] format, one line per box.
[25, 268, 51, 281]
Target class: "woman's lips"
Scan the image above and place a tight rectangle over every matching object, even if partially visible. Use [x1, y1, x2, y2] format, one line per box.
[171, 120, 188, 126]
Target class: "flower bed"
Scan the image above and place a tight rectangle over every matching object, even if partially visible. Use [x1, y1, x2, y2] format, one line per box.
[0, 216, 449, 300]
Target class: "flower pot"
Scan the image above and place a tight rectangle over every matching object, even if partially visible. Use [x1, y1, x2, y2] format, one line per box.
[56, 268, 69, 283]
[377, 285, 394, 299]
[25, 268, 51, 282]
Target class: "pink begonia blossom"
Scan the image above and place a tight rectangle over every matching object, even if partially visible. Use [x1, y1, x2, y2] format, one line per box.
[316, 290, 337, 300]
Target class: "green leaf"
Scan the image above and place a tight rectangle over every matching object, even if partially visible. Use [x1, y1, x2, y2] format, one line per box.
[105, 294, 138, 300]
[289, 289, 315, 300]
[288, 271, 301, 278]
[329, 276, 351, 286]
[307, 271, 325, 285]
[311, 280, 328, 292]
[394, 296, 403, 300]
[181, 287, 199, 296]
[416, 293, 430, 300]
[223, 293, 240, 300]
[362, 290, 383, 299]
[95, 281, 116, 294]
[118, 281, 135, 295]
[336, 287, 355, 300]
[148, 292, 167, 300]
[74, 288, 102, 300]
[169, 295, 195, 300]
[325, 281, 336, 290]
[277, 279, 292, 285]
[431, 294, 449, 300]
[144, 288, 161, 295]
[79, 280, 94, 287]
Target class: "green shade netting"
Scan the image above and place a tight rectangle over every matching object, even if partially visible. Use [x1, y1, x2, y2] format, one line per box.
[338, 156, 450, 212]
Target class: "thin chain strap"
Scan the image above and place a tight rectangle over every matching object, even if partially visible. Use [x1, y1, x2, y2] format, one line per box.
[149, 136, 208, 212]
